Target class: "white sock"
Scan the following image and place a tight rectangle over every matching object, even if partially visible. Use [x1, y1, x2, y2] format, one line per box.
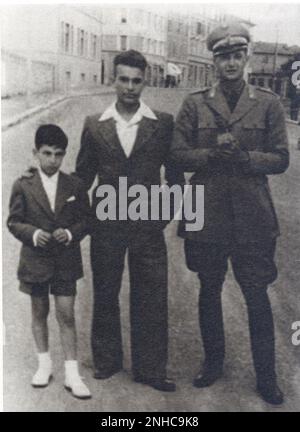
[37, 352, 52, 369]
[65, 360, 80, 379]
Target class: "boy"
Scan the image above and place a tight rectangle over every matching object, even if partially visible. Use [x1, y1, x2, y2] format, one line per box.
[7, 124, 91, 399]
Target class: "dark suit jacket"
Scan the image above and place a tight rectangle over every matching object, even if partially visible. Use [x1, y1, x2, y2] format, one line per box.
[7, 170, 90, 283]
[75, 110, 184, 238]
[171, 83, 289, 243]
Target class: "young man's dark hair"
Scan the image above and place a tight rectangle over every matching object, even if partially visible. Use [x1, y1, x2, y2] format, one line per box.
[35, 124, 68, 150]
[113, 50, 148, 75]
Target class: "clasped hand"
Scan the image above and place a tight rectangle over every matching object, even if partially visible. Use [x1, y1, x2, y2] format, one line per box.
[211, 133, 249, 162]
[36, 228, 68, 248]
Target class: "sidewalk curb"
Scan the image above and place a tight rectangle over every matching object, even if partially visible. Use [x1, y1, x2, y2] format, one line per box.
[2, 89, 114, 132]
[2, 90, 298, 132]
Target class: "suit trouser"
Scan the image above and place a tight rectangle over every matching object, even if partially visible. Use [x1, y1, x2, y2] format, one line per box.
[185, 239, 278, 383]
[91, 227, 168, 379]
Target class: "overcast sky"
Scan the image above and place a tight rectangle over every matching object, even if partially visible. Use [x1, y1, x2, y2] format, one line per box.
[1, 1, 300, 47]
[206, 3, 300, 46]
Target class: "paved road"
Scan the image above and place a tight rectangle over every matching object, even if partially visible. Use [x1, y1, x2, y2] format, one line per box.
[2, 88, 300, 411]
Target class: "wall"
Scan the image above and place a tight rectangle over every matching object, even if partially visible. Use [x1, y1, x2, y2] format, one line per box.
[1, 49, 56, 98]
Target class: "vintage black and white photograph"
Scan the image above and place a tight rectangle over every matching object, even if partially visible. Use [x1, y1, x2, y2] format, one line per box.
[1, 0, 300, 413]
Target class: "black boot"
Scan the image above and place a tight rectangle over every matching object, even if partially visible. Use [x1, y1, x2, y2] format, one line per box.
[257, 380, 284, 405]
[195, 279, 225, 388]
[243, 286, 283, 405]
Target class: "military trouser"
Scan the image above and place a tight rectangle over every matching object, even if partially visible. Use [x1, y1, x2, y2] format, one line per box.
[91, 227, 169, 380]
[185, 239, 278, 384]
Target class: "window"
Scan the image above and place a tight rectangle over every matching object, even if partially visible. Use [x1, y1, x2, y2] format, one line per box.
[78, 29, 85, 56]
[61, 22, 73, 54]
[93, 75, 97, 84]
[155, 15, 159, 29]
[258, 77, 265, 87]
[274, 79, 282, 95]
[121, 9, 127, 23]
[120, 35, 127, 51]
[172, 41, 176, 57]
[70, 25, 74, 54]
[65, 23, 70, 52]
[147, 65, 152, 83]
[61, 22, 64, 50]
[268, 78, 274, 89]
[152, 40, 155, 54]
[85, 31, 88, 57]
[189, 65, 194, 81]
[91, 34, 97, 59]
[101, 60, 105, 84]
[200, 67, 204, 85]
[263, 55, 269, 64]
[196, 22, 203, 35]
[81, 73, 86, 82]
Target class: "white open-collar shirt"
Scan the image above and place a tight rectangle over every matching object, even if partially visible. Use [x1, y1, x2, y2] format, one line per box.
[99, 100, 157, 157]
[38, 168, 59, 212]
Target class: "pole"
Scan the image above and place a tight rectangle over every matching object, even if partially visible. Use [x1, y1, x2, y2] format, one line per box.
[273, 24, 279, 93]
[26, 10, 32, 109]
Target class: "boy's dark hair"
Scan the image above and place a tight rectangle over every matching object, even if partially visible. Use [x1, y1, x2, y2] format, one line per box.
[35, 124, 68, 150]
[113, 50, 148, 75]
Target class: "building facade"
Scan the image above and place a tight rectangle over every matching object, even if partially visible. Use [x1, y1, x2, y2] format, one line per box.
[248, 42, 300, 98]
[187, 12, 218, 89]
[165, 11, 189, 87]
[101, 6, 167, 87]
[165, 6, 254, 89]
[1, 5, 260, 97]
[1, 5, 102, 97]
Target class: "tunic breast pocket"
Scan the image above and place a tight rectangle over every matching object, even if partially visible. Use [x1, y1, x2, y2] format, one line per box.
[240, 119, 267, 151]
[197, 119, 218, 148]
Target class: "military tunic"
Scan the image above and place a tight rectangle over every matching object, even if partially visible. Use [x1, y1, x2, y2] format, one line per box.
[171, 83, 289, 245]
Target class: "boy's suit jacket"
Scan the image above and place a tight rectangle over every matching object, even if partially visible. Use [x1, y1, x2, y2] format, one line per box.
[7, 170, 90, 283]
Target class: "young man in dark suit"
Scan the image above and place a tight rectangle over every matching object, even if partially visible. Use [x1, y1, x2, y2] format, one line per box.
[76, 50, 184, 391]
[7, 124, 91, 399]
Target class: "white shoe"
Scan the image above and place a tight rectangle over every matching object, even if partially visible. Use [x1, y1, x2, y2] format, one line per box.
[64, 376, 91, 400]
[31, 367, 53, 388]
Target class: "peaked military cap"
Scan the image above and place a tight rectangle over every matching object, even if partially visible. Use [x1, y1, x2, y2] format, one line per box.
[207, 22, 250, 57]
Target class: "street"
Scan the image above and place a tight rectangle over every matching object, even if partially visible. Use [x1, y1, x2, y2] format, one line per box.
[2, 87, 300, 412]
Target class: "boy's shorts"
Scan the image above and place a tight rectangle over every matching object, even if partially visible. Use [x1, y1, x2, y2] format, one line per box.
[20, 277, 77, 297]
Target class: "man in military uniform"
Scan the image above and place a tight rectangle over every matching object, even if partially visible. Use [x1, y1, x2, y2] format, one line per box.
[171, 23, 289, 405]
